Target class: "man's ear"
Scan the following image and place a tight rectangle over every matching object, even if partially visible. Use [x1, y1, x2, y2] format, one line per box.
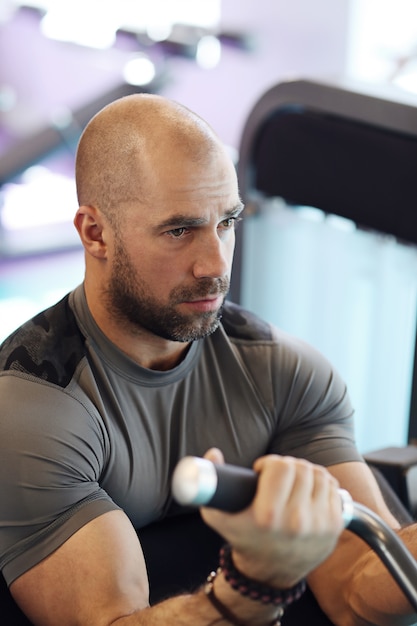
[74, 205, 109, 258]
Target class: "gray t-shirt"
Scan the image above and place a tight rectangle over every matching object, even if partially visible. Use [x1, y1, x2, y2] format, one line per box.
[0, 285, 361, 586]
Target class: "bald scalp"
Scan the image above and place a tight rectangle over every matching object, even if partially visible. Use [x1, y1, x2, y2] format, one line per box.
[75, 94, 220, 225]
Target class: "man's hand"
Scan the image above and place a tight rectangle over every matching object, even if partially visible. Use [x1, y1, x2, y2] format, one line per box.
[201, 449, 345, 589]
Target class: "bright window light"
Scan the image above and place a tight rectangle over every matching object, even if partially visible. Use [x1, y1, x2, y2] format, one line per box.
[118, 0, 221, 32]
[1, 166, 76, 231]
[13, 0, 222, 50]
[347, 0, 417, 85]
[40, 0, 120, 49]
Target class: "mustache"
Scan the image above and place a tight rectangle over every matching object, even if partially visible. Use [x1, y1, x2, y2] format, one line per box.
[172, 277, 230, 301]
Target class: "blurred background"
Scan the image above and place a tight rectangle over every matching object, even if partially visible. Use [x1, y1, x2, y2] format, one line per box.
[2, 0, 417, 454]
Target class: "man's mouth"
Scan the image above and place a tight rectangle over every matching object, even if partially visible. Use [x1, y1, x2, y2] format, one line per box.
[181, 294, 224, 313]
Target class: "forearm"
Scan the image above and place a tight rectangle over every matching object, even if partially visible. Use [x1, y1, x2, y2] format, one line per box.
[114, 570, 283, 626]
[312, 525, 417, 626]
[347, 524, 417, 626]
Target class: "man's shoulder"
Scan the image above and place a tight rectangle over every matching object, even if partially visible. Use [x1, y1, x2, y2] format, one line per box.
[221, 300, 273, 342]
[0, 294, 86, 388]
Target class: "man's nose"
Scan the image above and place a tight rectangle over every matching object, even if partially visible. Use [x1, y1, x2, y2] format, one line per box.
[192, 234, 232, 279]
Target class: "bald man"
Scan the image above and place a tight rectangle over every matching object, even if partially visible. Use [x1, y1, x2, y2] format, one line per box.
[0, 94, 415, 626]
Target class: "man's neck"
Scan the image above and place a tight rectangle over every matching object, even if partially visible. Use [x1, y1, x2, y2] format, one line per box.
[92, 309, 190, 371]
[119, 336, 191, 371]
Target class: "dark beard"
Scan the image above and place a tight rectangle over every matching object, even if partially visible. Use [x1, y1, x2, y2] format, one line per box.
[106, 245, 229, 342]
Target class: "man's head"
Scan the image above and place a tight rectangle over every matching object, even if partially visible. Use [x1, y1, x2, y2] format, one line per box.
[74, 94, 243, 348]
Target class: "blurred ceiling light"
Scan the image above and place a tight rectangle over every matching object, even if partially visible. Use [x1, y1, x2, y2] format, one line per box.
[1, 166, 76, 230]
[123, 55, 156, 86]
[146, 22, 172, 43]
[118, 0, 221, 35]
[40, 1, 120, 49]
[196, 35, 221, 69]
[14, 0, 221, 32]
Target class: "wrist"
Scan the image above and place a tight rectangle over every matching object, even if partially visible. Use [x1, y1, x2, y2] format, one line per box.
[203, 544, 306, 626]
[230, 548, 301, 590]
[206, 570, 283, 626]
[221, 544, 306, 602]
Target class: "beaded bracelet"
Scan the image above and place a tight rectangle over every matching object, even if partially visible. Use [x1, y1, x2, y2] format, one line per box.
[205, 570, 284, 626]
[219, 544, 306, 608]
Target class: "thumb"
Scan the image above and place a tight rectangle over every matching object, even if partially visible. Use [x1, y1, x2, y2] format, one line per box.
[203, 447, 225, 465]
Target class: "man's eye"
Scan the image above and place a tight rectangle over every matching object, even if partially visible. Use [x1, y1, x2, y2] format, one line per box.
[168, 227, 187, 238]
[220, 216, 242, 229]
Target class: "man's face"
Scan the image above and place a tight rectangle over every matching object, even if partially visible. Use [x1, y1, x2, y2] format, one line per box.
[104, 146, 242, 343]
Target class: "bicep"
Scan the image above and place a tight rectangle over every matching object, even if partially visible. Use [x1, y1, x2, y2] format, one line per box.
[10, 510, 149, 626]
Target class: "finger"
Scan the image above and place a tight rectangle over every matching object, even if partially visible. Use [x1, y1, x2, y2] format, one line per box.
[203, 448, 225, 464]
[252, 456, 338, 534]
[289, 462, 342, 530]
[251, 455, 300, 528]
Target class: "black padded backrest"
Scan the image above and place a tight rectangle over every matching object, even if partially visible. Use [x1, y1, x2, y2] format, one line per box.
[237, 78, 417, 245]
[251, 109, 417, 244]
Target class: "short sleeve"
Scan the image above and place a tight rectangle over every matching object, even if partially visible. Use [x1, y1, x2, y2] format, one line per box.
[0, 374, 120, 585]
[268, 328, 363, 466]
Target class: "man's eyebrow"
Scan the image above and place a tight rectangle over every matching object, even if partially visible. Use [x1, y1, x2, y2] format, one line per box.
[228, 202, 245, 217]
[155, 203, 245, 231]
[221, 203, 245, 220]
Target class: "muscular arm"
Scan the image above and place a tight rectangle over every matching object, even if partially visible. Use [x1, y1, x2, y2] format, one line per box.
[309, 461, 417, 626]
[10, 454, 345, 626]
[10, 509, 286, 626]
[11, 509, 247, 626]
